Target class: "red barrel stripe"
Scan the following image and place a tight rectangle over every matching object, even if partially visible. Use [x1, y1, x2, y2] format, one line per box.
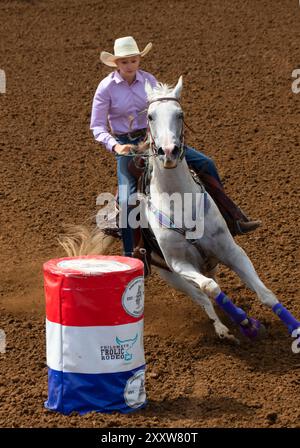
[44, 256, 144, 326]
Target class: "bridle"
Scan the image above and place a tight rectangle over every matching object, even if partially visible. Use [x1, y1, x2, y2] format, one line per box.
[146, 97, 186, 161]
[126, 96, 196, 160]
[144, 97, 206, 251]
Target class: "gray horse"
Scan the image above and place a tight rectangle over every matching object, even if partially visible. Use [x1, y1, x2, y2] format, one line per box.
[59, 76, 300, 347]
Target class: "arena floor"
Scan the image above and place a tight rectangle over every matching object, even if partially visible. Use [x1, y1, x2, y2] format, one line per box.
[0, 0, 299, 428]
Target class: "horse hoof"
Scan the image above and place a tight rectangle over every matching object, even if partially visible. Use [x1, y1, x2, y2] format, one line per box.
[257, 322, 267, 338]
[239, 318, 265, 340]
[218, 332, 240, 345]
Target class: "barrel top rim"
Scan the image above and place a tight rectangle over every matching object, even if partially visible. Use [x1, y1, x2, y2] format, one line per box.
[43, 255, 144, 277]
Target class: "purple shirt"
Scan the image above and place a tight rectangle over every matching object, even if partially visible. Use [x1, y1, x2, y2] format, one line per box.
[90, 69, 158, 151]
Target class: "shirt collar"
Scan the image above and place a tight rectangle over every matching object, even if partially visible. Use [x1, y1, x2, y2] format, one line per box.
[113, 70, 124, 84]
[135, 70, 144, 83]
[113, 70, 143, 84]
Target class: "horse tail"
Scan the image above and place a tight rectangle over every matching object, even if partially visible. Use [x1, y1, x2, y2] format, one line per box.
[57, 224, 115, 257]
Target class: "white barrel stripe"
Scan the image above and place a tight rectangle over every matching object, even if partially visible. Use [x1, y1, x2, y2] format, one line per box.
[46, 319, 63, 371]
[46, 319, 145, 374]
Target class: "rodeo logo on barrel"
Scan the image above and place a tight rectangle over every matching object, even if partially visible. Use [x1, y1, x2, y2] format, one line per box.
[122, 276, 144, 318]
[100, 333, 139, 362]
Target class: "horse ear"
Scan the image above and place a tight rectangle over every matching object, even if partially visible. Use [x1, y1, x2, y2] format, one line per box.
[173, 75, 183, 99]
[145, 79, 153, 99]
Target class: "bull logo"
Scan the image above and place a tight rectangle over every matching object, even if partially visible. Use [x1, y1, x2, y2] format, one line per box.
[116, 333, 138, 362]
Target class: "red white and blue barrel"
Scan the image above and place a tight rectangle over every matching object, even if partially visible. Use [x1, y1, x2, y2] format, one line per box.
[43, 255, 146, 415]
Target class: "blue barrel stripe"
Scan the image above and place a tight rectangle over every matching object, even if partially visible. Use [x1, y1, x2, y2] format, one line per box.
[45, 365, 147, 415]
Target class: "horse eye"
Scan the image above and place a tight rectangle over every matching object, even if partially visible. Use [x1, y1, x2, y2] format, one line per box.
[148, 114, 153, 121]
[178, 112, 184, 119]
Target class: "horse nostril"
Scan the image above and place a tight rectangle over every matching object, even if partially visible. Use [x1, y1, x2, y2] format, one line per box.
[158, 147, 164, 155]
[173, 146, 180, 157]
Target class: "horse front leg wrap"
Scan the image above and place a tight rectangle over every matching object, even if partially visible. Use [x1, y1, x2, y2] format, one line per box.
[272, 303, 300, 334]
[215, 291, 248, 325]
[215, 291, 264, 340]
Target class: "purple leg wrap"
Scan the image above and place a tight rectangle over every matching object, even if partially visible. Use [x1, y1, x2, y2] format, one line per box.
[215, 291, 247, 325]
[272, 303, 300, 334]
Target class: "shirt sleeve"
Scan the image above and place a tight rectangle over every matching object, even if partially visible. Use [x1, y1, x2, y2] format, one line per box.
[90, 82, 118, 152]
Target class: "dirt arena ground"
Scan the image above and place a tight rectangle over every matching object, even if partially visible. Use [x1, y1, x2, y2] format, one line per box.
[0, 0, 300, 428]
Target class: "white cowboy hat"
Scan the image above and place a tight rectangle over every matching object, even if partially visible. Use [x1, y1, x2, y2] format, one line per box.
[100, 36, 152, 68]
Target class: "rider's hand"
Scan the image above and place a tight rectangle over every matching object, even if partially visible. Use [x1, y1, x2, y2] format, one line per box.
[113, 144, 133, 155]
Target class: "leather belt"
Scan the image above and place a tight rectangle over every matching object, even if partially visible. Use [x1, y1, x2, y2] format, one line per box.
[114, 128, 147, 140]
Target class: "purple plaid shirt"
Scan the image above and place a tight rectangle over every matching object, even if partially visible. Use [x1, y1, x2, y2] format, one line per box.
[90, 69, 158, 151]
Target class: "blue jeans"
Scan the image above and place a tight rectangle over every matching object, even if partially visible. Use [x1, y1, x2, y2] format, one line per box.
[114, 134, 222, 256]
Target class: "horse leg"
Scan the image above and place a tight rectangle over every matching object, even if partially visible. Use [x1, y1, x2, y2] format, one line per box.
[157, 267, 239, 343]
[206, 265, 218, 281]
[162, 246, 262, 339]
[151, 227, 257, 338]
[220, 243, 300, 336]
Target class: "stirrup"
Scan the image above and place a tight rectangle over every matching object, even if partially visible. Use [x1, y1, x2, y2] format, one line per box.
[132, 247, 151, 277]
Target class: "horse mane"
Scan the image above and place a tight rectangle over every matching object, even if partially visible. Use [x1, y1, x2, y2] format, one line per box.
[147, 82, 174, 101]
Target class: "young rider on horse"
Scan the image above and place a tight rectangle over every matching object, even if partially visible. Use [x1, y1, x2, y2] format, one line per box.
[90, 36, 261, 257]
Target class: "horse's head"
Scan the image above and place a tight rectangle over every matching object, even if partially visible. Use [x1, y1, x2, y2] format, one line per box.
[145, 76, 184, 169]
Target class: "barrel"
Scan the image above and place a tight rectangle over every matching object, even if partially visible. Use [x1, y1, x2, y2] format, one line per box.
[43, 255, 146, 415]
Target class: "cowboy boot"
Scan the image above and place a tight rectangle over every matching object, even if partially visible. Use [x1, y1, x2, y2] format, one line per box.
[235, 212, 261, 235]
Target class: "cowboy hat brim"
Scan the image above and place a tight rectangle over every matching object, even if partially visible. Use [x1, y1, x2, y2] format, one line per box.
[100, 42, 152, 67]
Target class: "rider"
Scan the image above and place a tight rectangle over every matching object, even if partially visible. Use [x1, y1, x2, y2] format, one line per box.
[90, 36, 261, 257]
